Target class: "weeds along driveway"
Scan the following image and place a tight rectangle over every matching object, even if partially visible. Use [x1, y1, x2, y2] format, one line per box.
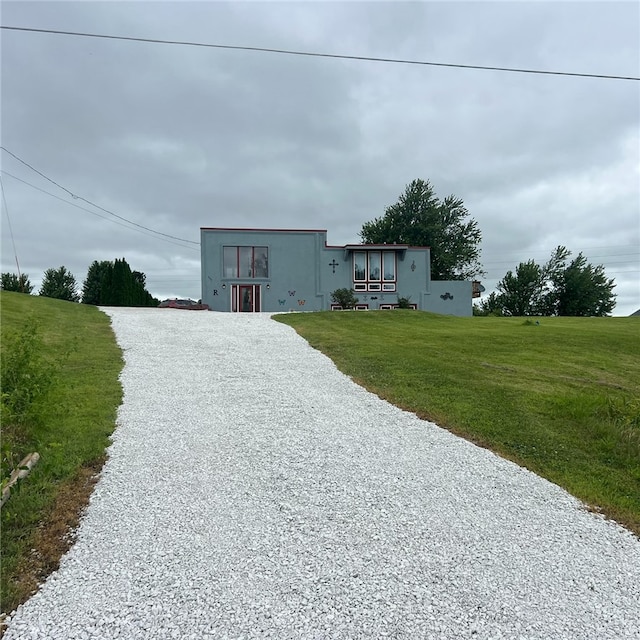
[5, 308, 640, 639]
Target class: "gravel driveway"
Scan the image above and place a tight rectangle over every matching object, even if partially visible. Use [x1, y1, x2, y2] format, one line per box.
[5, 308, 640, 639]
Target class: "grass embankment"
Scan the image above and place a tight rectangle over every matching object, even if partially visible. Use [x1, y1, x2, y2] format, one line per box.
[1, 292, 123, 615]
[275, 311, 640, 535]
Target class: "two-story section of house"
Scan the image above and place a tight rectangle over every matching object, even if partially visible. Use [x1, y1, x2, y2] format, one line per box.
[200, 227, 473, 315]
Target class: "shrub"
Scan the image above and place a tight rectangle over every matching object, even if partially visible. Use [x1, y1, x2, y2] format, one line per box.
[397, 295, 413, 309]
[602, 396, 640, 458]
[1, 318, 61, 496]
[1, 319, 58, 428]
[331, 288, 358, 309]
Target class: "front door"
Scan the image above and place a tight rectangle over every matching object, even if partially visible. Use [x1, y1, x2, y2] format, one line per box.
[232, 284, 261, 312]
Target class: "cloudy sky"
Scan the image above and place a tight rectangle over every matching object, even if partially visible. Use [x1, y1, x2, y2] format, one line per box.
[1, 1, 638, 314]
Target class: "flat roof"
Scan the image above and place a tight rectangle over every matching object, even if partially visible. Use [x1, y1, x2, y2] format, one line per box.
[200, 228, 429, 249]
[200, 227, 328, 233]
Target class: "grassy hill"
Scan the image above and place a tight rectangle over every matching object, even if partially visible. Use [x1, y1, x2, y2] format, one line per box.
[1, 292, 123, 614]
[276, 311, 640, 535]
[2, 296, 638, 615]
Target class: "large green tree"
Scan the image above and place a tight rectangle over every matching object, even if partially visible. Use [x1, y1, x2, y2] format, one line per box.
[554, 253, 616, 316]
[0, 272, 33, 294]
[82, 260, 112, 305]
[81, 258, 158, 307]
[495, 260, 545, 316]
[39, 266, 80, 302]
[477, 246, 616, 317]
[360, 179, 483, 280]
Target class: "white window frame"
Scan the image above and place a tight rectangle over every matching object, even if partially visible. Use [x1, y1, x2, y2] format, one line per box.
[352, 250, 397, 291]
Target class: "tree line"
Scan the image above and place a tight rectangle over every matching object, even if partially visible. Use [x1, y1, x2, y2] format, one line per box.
[473, 246, 616, 317]
[1, 258, 159, 307]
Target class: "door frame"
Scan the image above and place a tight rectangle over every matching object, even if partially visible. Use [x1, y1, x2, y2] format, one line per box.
[231, 284, 261, 312]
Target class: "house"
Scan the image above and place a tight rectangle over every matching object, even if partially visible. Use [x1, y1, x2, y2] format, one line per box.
[200, 227, 475, 315]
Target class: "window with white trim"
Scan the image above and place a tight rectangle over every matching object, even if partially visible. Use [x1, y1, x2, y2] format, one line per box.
[352, 250, 396, 291]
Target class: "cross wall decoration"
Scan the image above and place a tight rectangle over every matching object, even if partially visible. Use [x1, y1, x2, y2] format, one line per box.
[329, 260, 339, 273]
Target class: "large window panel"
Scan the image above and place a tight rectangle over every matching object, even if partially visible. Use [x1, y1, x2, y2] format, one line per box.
[383, 252, 395, 281]
[369, 252, 381, 281]
[223, 246, 269, 279]
[223, 246, 237, 278]
[239, 247, 253, 277]
[354, 252, 366, 281]
[254, 247, 268, 278]
[352, 249, 397, 291]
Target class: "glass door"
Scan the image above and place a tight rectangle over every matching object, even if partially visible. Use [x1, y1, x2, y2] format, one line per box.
[232, 285, 261, 312]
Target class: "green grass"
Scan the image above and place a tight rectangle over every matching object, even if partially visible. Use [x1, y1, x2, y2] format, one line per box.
[1, 291, 123, 613]
[1, 298, 638, 614]
[275, 311, 640, 534]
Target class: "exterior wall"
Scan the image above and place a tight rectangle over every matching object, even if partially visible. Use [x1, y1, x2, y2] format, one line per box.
[426, 281, 473, 316]
[200, 227, 472, 316]
[201, 228, 327, 312]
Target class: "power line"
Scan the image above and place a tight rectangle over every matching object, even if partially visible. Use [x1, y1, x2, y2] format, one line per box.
[2, 25, 638, 82]
[0, 170, 199, 252]
[482, 256, 640, 269]
[0, 147, 200, 246]
[0, 175, 25, 286]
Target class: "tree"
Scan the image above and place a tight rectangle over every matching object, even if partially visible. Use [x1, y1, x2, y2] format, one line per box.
[132, 271, 146, 287]
[110, 258, 135, 306]
[81, 258, 159, 307]
[0, 272, 33, 294]
[82, 261, 112, 305]
[360, 179, 483, 280]
[486, 246, 616, 317]
[39, 266, 79, 302]
[495, 260, 545, 316]
[554, 253, 616, 316]
[474, 292, 504, 316]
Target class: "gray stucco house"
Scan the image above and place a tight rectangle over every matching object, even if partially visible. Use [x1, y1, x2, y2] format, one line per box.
[201, 227, 475, 316]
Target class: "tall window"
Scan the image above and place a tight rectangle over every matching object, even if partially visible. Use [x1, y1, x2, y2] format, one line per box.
[383, 252, 395, 282]
[353, 252, 366, 281]
[353, 251, 396, 291]
[223, 246, 269, 278]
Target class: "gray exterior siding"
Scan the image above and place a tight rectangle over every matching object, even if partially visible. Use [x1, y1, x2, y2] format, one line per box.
[200, 228, 472, 316]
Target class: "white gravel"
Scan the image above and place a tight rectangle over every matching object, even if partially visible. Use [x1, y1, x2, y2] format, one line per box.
[5, 308, 640, 639]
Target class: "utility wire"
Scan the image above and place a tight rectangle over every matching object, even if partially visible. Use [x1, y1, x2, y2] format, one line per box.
[0, 147, 200, 246]
[0, 170, 199, 252]
[0, 175, 24, 286]
[2, 25, 638, 82]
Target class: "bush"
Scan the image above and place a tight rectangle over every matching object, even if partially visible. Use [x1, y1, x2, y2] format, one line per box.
[331, 288, 358, 309]
[1, 319, 59, 493]
[397, 295, 412, 309]
[602, 396, 640, 458]
[1, 319, 58, 428]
